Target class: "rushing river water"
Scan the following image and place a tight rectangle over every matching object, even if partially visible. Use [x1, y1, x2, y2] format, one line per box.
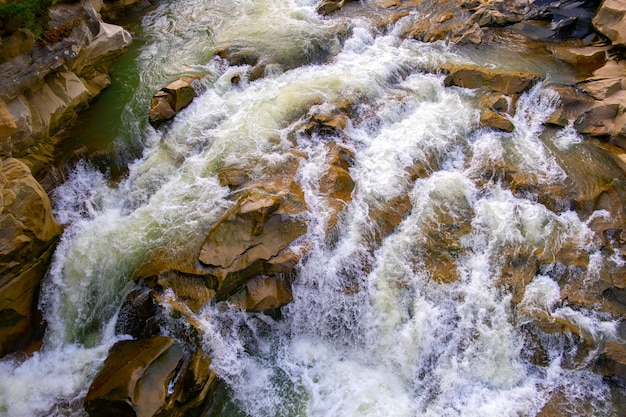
[1, 1, 624, 416]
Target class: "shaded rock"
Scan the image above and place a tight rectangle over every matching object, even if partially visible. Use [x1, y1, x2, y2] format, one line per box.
[0, 29, 35, 64]
[85, 336, 186, 417]
[115, 289, 162, 339]
[508, 20, 559, 40]
[101, 0, 152, 21]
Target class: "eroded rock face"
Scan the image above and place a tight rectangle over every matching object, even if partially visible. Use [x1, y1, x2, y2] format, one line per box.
[0, 0, 132, 167]
[0, 158, 61, 357]
[199, 186, 308, 299]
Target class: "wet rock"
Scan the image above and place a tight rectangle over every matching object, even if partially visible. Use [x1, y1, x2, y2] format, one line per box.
[479, 93, 515, 132]
[149, 79, 197, 127]
[229, 275, 293, 312]
[480, 108, 515, 132]
[552, 46, 610, 75]
[85, 336, 217, 417]
[317, 0, 347, 16]
[199, 185, 308, 299]
[0, 158, 61, 357]
[442, 64, 539, 95]
[320, 143, 356, 235]
[368, 194, 413, 242]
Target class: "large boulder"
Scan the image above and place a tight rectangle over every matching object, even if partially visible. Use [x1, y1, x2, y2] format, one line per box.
[229, 275, 294, 312]
[199, 185, 308, 299]
[594, 0, 626, 47]
[0, 158, 62, 357]
[85, 336, 217, 417]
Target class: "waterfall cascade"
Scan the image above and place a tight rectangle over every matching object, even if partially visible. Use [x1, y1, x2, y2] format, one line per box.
[1, 1, 625, 416]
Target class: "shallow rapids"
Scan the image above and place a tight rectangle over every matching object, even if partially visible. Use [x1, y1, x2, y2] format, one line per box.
[0, 1, 623, 416]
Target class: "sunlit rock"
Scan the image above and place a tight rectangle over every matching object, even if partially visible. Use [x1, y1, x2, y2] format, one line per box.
[553, 46, 610, 75]
[594, 0, 626, 47]
[199, 186, 308, 299]
[0, 158, 61, 357]
[577, 60, 626, 100]
[149, 79, 197, 127]
[442, 64, 540, 95]
[574, 90, 626, 137]
[85, 336, 218, 417]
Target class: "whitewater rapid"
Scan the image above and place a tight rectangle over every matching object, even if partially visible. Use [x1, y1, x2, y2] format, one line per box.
[0, 1, 622, 416]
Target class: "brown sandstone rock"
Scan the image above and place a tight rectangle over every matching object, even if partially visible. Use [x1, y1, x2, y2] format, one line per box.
[593, 0, 626, 47]
[552, 46, 610, 75]
[317, 0, 347, 15]
[0, 158, 62, 357]
[149, 79, 197, 127]
[85, 336, 215, 417]
[199, 186, 308, 299]
[443, 65, 539, 95]
[578, 60, 626, 100]
[574, 90, 626, 137]
[480, 108, 515, 132]
[320, 144, 355, 234]
[229, 275, 293, 312]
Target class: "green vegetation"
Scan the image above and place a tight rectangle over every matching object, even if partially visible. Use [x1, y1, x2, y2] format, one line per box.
[0, 0, 52, 38]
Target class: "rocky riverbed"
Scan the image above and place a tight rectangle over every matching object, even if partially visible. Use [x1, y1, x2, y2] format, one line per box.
[2, 1, 626, 416]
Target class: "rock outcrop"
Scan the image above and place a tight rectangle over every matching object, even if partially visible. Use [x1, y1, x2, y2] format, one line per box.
[0, 0, 132, 173]
[85, 336, 217, 417]
[0, 158, 61, 356]
[0, 0, 135, 358]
